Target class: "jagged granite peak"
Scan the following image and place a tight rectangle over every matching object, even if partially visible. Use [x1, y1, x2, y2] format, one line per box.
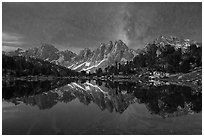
[69, 40, 137, 72]
[32, 43, 59, 61]
[104, 41, 114, 54]
[41, 43, 58, 50]
[74, 48, 92, 61]
[152, 35, 198, 48]
[142, 35, 201, 58]
[58, 50, 77, 62]
[112, 40, 129, 53]
[59, 49, 76, 55]
[79, 48, 92, 56]
[114, 40, 127, 47]
[107, 41, 113, 46]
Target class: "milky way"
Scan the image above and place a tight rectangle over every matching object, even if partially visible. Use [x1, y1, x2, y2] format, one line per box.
[2, 2, 202, 52]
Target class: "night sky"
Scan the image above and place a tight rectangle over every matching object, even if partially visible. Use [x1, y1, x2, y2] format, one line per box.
[2, 2, 202, 53]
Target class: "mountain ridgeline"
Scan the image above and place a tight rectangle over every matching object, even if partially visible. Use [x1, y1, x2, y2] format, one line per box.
[2, 54, 79, 77]
[4, 40, 138, 73]
[4, 36, 202, 75]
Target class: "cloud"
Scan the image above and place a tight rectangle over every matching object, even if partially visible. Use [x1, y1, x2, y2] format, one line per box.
[2, 45, 19, 51]
[2, 32, 24, 46]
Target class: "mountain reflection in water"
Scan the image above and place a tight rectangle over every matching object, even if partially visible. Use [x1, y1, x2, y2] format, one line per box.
[3, 79, 201, 118]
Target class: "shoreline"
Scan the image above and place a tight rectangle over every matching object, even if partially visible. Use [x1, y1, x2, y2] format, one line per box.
[3, 68, 202, 92]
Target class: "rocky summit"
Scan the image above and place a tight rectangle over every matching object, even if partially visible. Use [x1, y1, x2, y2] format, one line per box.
[69, 40, 138, 72]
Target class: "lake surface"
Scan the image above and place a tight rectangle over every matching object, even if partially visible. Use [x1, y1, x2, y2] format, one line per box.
[2, 79, 202, 135]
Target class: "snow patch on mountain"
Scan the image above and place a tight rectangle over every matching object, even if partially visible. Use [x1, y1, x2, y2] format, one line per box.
[68, 64, 74, 69]
[85, 62, 91, 66]
[73, 62, 86, 70]
[82, 58, 107, 71]
[85, 85, 91, 91]
[121, 58, 127, 62]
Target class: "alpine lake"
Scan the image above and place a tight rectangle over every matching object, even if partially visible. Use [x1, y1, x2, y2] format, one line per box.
[2, 78, 202, 135]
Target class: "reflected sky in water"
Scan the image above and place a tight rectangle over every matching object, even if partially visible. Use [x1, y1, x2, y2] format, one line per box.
[2, 79, 202, 135]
